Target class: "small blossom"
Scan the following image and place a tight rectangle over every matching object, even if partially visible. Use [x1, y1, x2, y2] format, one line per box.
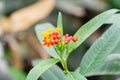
[45, 38, 50, 43]
[56, 27, 61, 32]
[41, 32, 48, 37]
[48, 28, 52, 33]
[54, 39, 59, 44]
[50, 39, 55, 45]
[62, 34, 72, 44]
[52, 31, 58, 35]
[57, 34, 61, 39]
[43, 37, 51, 47]
[52, 35, 57, 39]
[65, 34, 69, 37]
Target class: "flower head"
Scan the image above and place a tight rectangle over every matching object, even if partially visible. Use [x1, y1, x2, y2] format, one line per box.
[42, 27, 61, 47]
[41, 27, 78, 47]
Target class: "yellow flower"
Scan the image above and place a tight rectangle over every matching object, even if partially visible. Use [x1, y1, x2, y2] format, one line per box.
[41, 31, 48, 37]
[56, 27, 61, 32]
[45, 38, 50, 43]
[48, 28, 52, 33]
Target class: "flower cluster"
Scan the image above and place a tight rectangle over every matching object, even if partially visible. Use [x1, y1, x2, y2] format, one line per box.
[41, 27, 78, 47]
[62, 34, 78, 44]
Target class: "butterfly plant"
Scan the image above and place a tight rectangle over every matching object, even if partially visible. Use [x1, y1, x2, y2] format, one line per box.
[26, 9, 120, 80]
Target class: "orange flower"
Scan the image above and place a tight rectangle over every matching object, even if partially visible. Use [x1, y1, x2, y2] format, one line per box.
[41, 27, 77, 47]
[42, 28, 61, 47]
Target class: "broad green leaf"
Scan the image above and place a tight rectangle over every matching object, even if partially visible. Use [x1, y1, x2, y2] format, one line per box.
[35, 23, 59, 58]
[26, 58, 59, 80]
[106, 14, 120, 53]
[32, 59, 43, 66]
[112, 41, 120, 53]
[85, 54, 120, 76]
[67, 9, 119, 54]
[79, 22, 120, 75]
[66, 72, 87, 80]
[32, 59, 66, 80]
[41, 65, 66, 80]
[8, 67, 26, 80]
[106, 14, 120, 24]
[57, 12, 63, 35]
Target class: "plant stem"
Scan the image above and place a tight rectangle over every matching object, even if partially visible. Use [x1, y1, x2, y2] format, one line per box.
[54, 45, 69, 74]
[60, 58, 69, 74]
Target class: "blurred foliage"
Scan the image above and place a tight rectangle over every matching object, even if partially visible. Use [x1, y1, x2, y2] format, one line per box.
[108, 0, 120, 9]
[4, 50, 11, 60]
[8, 67, 26, 80]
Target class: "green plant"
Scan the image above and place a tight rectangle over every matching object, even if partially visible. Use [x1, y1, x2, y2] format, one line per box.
[26, 9, 120, 80]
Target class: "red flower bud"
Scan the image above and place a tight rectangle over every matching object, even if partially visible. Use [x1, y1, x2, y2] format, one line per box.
[53, 31, 58, 35]
[72, 36, 78, 42]
[54, 39, 59, 44]
[65, 34, 69, 37]
[52, 35, 57, 39]
[50, 40, 55, 45]
[57, 34, 61, 39]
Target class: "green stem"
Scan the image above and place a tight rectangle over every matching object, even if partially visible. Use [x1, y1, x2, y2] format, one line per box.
[54, 45, 69, 74]
[60, 58, 69, 74]
[64, 60, 69, 74]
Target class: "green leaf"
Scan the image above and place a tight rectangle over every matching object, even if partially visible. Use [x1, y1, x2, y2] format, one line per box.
[35, 23, 59, 58]
[57, 12, 63, 35]
[79, 23, 120, 75]
[32, 59, 66, 80]
[66, 72, 87, 80]
[85, 54, 120, 76]
[26, 58, 60, 80]
[8, 67, 26, 80]
[41, 65, 66, 80]
[106, 14, 120, 24]
[32, 59, 43, 66]
[112, 42, 120, 53]
[67, 9, 119, 54]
